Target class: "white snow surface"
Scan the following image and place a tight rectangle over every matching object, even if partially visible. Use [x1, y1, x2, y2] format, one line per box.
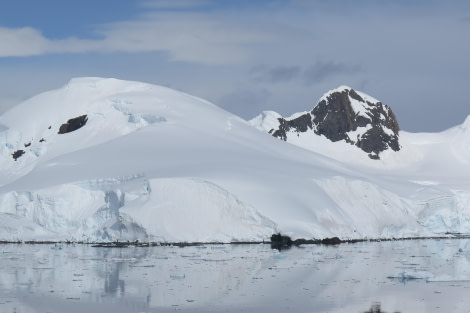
[0, 77, 470, 242]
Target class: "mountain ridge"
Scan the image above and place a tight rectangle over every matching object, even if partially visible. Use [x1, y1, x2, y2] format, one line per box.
[0, 77, 470, 242]
[254, 86, 401, 159]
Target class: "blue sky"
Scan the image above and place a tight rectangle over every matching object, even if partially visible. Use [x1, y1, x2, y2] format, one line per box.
[1, 0, 469, 132]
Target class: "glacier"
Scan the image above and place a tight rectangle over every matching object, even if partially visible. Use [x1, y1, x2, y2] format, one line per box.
[0, 77, 469, 243]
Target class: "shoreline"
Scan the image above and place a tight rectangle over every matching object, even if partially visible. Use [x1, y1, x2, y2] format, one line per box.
[0, 233, 469, 247]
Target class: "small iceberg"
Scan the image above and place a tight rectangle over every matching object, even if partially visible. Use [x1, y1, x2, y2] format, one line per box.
[387, 271, 434, 282]
[170, 273, 186, 279]
[52, 243, 63, 250]
[427, 275, 470, 282]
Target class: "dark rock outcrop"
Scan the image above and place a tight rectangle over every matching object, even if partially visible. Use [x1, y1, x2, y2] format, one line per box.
[269, 86, 400, 159]
[363, 303, 400, 313]
[12, 149, 25, 161]
[58, 114, 88, 134]
[270, 233, 293, 250]
[321, 237, 341, 245]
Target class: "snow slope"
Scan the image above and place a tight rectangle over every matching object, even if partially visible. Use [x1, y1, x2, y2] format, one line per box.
[0, 77, 469, 242]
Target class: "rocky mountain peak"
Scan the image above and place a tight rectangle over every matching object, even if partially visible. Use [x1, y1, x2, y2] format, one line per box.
[269, 86, 400, 159]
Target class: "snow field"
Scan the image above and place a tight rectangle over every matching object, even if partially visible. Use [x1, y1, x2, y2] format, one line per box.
[1, 77, 470, 242]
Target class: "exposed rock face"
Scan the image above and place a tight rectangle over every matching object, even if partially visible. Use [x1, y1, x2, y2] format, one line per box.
[58, 115, 88, 134]
[270, 233, 293, 250]
[321, 237, 341, 245]
[12, 149, 25, 161]
[270, 86, 400, 159]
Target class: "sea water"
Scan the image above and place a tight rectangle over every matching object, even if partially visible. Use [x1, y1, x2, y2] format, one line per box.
[0, 239, 469, 313]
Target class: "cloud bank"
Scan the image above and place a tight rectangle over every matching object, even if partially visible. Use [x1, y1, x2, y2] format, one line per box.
[1, 0, 469, 132]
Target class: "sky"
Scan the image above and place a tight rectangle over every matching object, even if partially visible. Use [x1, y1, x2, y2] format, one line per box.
[0, 0, 469, 132]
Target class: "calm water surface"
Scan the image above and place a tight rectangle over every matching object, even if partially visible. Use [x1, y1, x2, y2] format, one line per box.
[1, 239, 470, 313]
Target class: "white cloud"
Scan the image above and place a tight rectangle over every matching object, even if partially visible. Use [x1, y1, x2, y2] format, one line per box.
[0, 27, 50, 56]
[0, 11, 275, 65]
[0, 27, 99, 57]
[1, 1, 470, 132]
[98, 12, 274, 64]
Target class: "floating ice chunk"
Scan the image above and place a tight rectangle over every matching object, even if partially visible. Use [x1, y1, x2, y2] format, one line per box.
[210, 245, 226, 250]
[201, 257, 233, 262]
[170, 273, 186, 279]
[155, 255, 169, 260]
[427, 275, 470, 282]
[181, 254, 201, 258]
[273, 252, 285, 259]
[388, 271, 434, 281]
[106, 258, 138, 263]
[52, 243, 63, 250]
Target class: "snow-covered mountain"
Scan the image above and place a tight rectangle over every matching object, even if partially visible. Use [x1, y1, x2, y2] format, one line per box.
[0, 78, 469, 243]
[251, 86, 400, 159]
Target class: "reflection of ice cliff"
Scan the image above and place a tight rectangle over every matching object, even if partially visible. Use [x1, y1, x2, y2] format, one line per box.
[1, 240, 470, 312]
[0, 244, 278, 310]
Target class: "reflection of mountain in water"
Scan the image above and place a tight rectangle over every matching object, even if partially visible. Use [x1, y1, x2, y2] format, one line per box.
[1, 241, 469, 312]
[363, 303, 401, 313]
[104, 262, 125, 295]
[92, 247, 152, 297]
[146, 245, 274, 307]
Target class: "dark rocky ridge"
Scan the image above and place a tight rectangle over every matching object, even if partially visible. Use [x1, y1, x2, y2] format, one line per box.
[270, 87, 400, 159]
[10, 115, 88, 161]
[58, 115, 88, 134]
[12, 149, 25, 161]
